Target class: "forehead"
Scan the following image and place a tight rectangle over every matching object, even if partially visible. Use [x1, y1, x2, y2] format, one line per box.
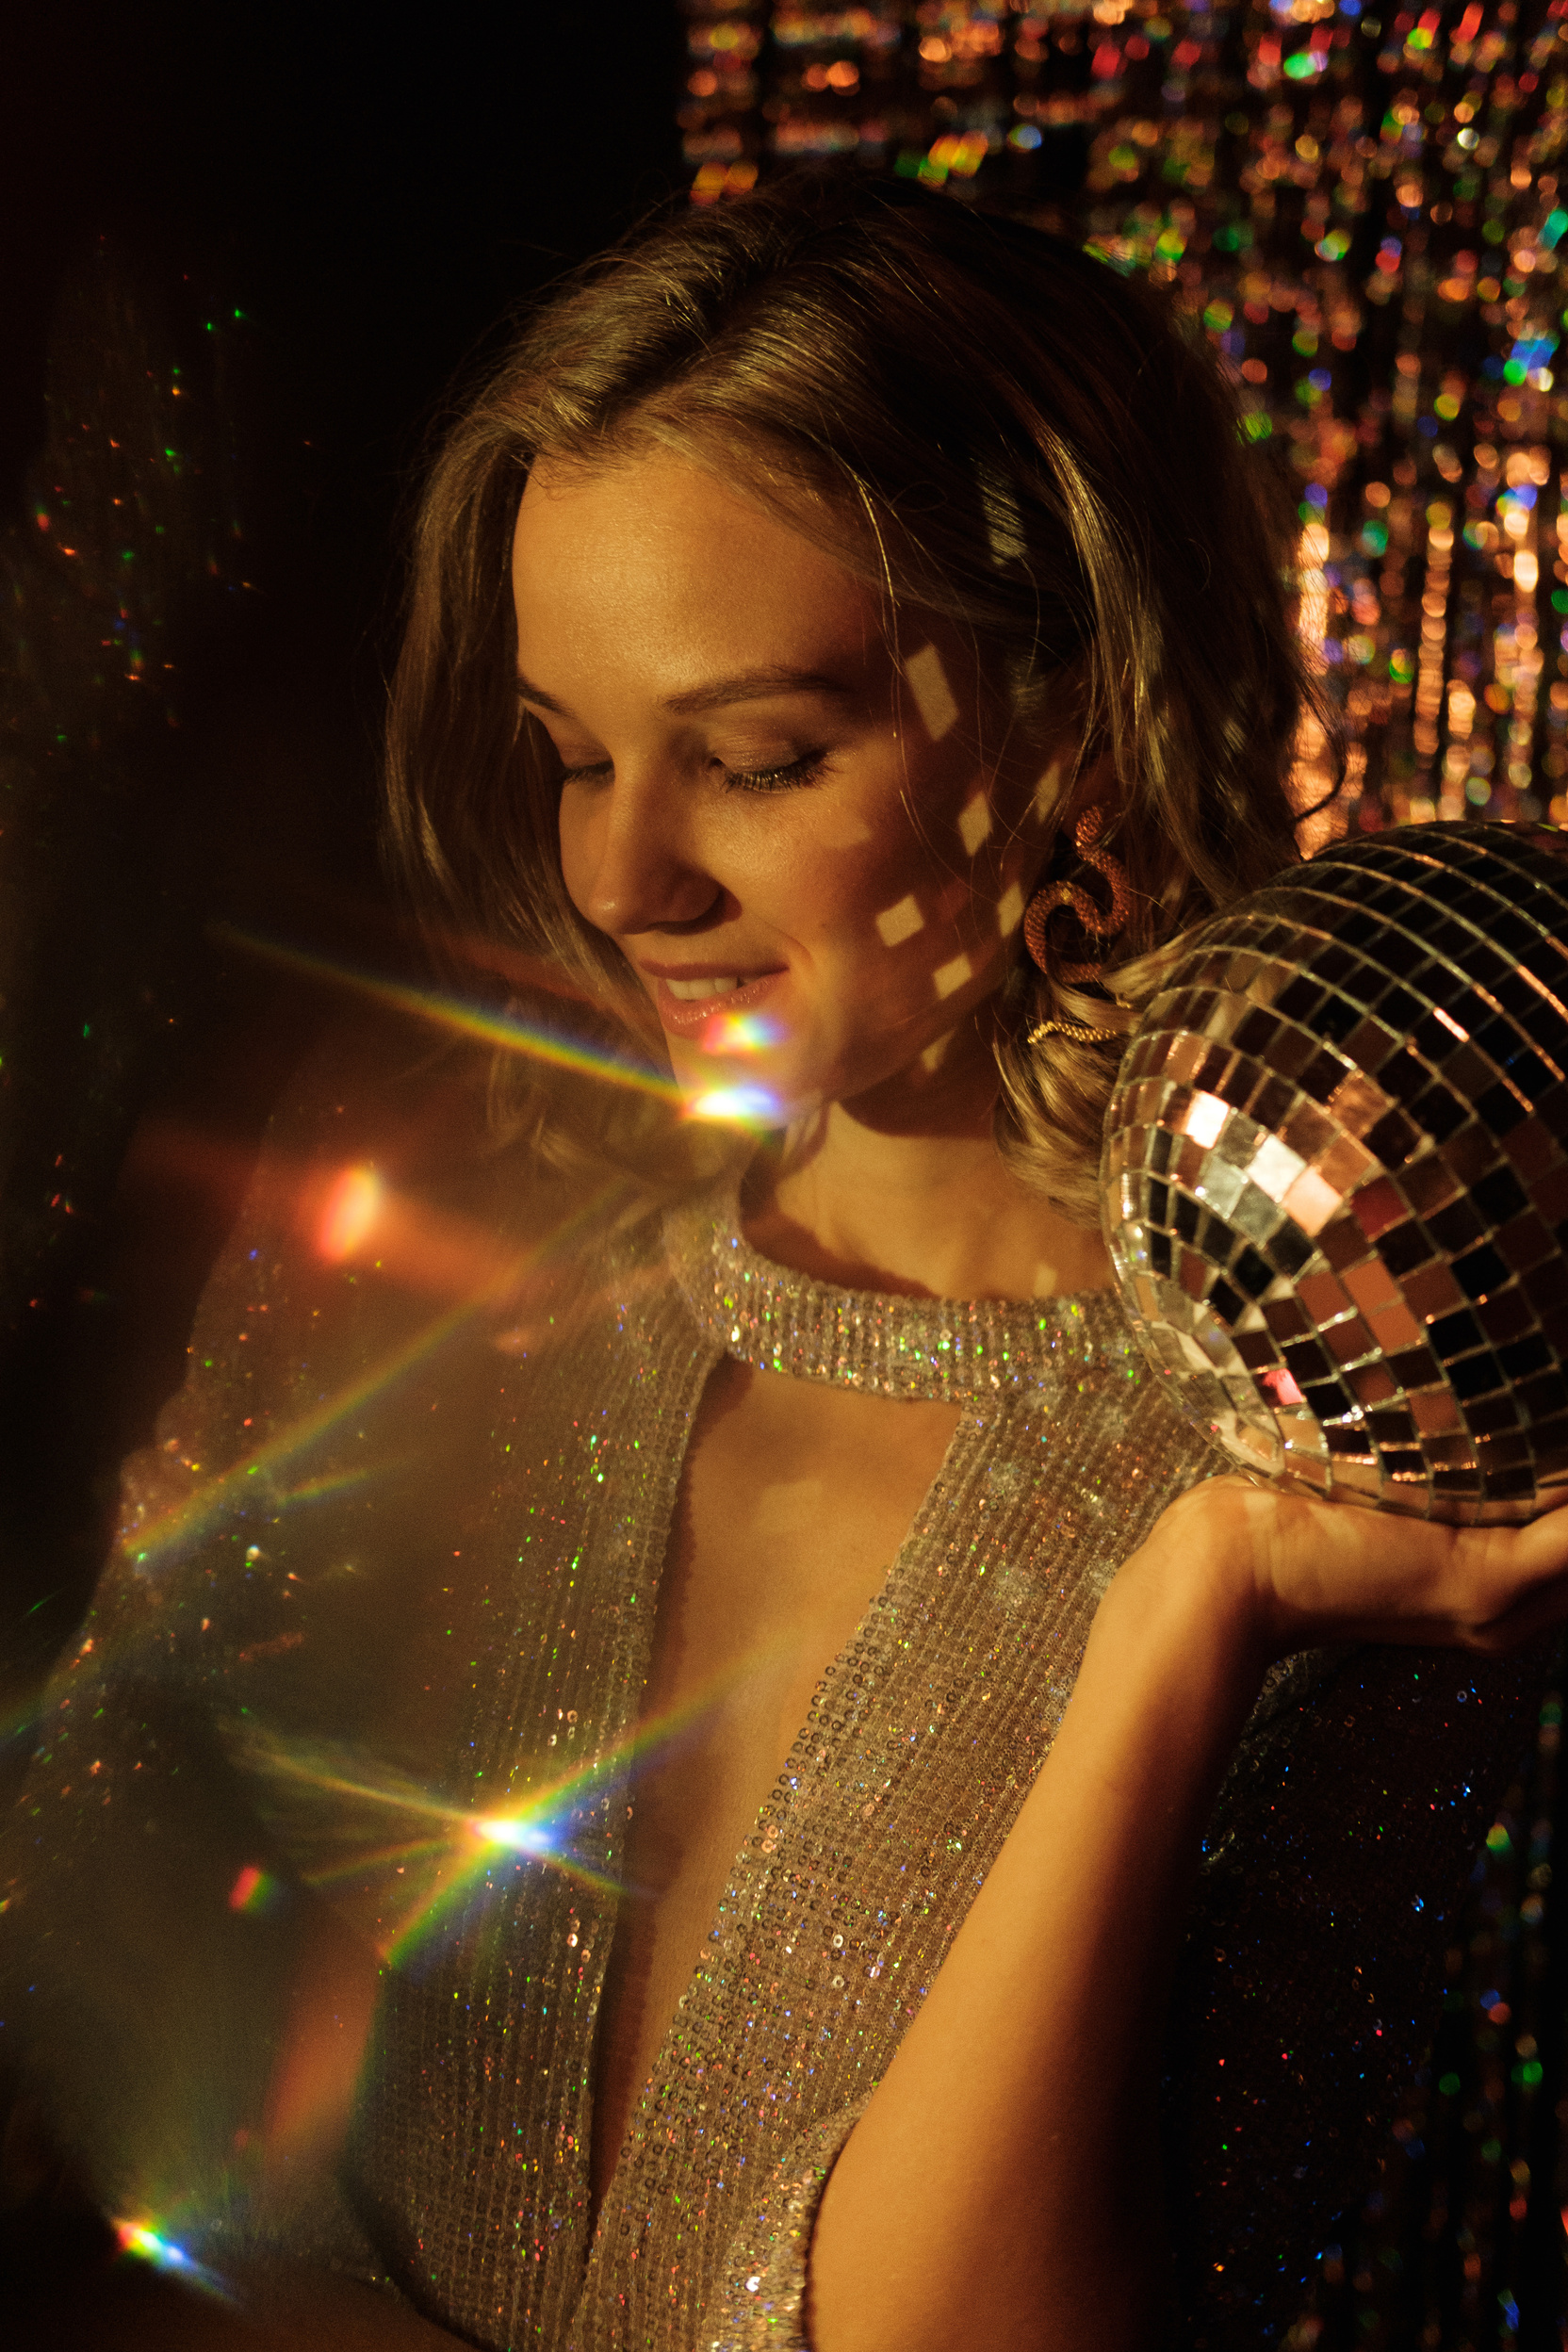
[511, 450, 882, 678]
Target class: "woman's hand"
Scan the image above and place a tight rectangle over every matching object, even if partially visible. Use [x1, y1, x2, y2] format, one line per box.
[1151, 1473, 1568, 1667]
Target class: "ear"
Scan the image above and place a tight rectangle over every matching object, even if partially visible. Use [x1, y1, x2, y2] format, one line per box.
[1023, 734, 1119, 890]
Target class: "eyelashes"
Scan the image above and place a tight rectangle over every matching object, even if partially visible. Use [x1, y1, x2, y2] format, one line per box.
[554, 752, 830, 795]
[721, 751, 827, 794]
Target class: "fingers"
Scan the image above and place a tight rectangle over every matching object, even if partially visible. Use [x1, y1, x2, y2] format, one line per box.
[1446, 1511, 1568, 1639]
[1331, 1576, 1568, 1655]
[1449, 1560, 1568, 1656]
[1163, 1474, 1568, 1659]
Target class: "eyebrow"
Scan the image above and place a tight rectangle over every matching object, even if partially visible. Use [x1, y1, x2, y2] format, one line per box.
[512, 665, 856, 718]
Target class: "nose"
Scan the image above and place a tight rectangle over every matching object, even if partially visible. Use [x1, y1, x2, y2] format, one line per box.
[565, 764, 724, 939]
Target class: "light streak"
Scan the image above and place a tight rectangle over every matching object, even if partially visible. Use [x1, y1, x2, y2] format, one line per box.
[223, 1723, 623, 1965]
[213, 924, 679, 1105]
[268, 1465, 380, 1510]
[115, 1178, 629, 1584]
[230, 1631, 792, 1969]
[0, 1184, 642, 1764]
[119, 1304, 484, 1579]
[220, 924, 786, 1133]
[473, 1816, 564, 1856]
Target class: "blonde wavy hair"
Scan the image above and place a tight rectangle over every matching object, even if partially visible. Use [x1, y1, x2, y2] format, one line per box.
[384, 172, 1329, 1220]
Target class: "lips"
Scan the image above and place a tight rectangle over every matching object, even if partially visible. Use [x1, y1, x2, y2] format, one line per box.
[665, 974, 742, 1002]
[644, 968, 785, 1037]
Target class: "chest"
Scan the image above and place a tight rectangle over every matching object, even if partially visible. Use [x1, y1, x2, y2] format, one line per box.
[661, 1355, 962, 1718]
[655, 1357, 962, 1803]
[590, 1358, 960, 2196]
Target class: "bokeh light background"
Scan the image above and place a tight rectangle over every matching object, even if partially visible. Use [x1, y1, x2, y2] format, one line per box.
[678, 7, 1568, 2345]
[681, 0, 1568, 854]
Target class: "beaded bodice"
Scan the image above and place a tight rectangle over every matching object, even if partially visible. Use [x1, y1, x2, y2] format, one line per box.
[5, 1174, 1544, 2352]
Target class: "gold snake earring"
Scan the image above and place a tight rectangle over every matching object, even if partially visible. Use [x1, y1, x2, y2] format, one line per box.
[1022, 806, 1133, 1046]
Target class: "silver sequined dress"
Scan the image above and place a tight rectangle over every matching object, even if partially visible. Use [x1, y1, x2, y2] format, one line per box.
[2, 1143, 1547, 2352]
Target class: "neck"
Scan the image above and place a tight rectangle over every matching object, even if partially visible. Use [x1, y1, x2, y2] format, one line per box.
[742, 1020, 1113, 1303]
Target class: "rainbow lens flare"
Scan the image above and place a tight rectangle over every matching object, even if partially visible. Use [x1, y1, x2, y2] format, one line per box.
[687, 1083, 780, 1126]
[703, 1008, 784, 1053]
[113, 2219, 231, 2300]
[215, 924, 679, 1104]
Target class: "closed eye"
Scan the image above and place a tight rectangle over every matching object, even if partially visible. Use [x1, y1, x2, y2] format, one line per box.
[556, 752, 829, 793]
[721, 751, 827, 794]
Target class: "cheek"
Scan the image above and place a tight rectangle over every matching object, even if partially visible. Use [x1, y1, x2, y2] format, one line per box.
[835, 802, 1002, 957]
[811, 811, 1028, 1029]
[781, 831, 928, 961]
[795, 856, 979, 1039]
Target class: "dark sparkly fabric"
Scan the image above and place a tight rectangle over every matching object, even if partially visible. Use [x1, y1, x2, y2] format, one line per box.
[1162, 1636, 1550, 2345]
[0, 1125, 1548, 2350]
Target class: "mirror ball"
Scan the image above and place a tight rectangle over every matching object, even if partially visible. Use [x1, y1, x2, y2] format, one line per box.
[1102, 823, 1568, 1521]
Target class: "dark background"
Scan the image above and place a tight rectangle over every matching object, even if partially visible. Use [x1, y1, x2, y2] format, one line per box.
[0, 1, 685, 1727]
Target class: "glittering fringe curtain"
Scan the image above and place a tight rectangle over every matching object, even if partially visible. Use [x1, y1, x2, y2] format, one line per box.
[679, 0, 1568, 854]
[678, 6, 1568, 2343]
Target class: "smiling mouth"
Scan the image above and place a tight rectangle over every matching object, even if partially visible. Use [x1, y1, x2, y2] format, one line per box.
[646, 968, 785, 1036]
[665, 975, 744, 1001]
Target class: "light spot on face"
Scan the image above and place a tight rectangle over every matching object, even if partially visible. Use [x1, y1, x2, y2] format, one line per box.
[997, 879, 1026, 939]
[1033, 755, 1067, 824]
[933, 951, 972, 1000]
[709, 1011, 783, 1053]
[814, 807, 875, 849]
[919, 1033, 952, 1074]
[875, 893, 925, 947]
[957, 791, 992, 858]
[904, 643, 960, 743]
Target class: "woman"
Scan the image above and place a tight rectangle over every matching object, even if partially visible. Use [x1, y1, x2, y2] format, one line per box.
[8, 173, 1566, 2351]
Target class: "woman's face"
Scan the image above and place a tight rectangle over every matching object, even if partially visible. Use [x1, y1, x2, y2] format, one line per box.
[511, 449, 1066, 1126]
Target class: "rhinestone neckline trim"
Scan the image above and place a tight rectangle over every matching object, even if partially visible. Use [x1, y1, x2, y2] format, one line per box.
[663, 1191, 1135, 1403]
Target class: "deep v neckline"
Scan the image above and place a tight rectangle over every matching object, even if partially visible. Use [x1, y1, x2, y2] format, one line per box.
[578, 1194, 1130, 2252]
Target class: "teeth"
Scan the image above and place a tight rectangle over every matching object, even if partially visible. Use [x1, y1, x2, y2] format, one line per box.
[666, 976, 743, 1001]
